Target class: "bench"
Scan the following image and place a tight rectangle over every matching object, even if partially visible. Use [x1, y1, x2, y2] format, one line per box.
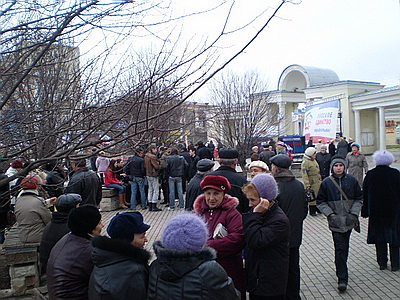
[0, 226, 40, 298]
[99, 187, 119, 211]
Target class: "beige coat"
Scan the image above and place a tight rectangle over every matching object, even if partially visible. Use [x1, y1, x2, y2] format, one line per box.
[15, 190, 52, 243]
[301, 155, 322, 205]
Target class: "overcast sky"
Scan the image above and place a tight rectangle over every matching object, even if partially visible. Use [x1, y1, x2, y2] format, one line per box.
[169, 0, 400, 96]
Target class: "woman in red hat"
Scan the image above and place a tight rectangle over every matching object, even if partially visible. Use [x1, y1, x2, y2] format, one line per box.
[193, 175, 245, 299]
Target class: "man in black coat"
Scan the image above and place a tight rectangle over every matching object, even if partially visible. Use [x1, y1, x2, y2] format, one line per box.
[207, 148, 249, 213]
[196, 141, 213, 160]
[124, 148, 147, 210]
[316, 145, 332, 179]
[185, 159, 215, 211]
[40, 193, 82, 274]
[259, 145, 275, 170]
[270, 154, 308, 300]
[65, 159, 102, 206]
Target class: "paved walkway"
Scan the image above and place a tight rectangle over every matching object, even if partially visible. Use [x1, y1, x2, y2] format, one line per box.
[98, 148, 400, 299]
[100, 206, 400, 300]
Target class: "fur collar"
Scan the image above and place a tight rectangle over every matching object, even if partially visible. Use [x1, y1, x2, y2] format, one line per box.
[273, 169, 295, 182]
[92, 235, 150, 264]
[153, 241, 216, 262]
[193, 193, 239, 213]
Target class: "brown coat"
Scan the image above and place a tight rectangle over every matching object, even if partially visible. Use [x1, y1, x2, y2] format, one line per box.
[144, 152, 160, 177]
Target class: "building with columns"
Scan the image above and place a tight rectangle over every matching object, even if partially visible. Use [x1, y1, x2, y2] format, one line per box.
[255, 64, 399, 154]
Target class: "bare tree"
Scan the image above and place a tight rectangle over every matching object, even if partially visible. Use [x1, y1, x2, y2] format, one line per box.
[208, 70, 279, 169]
[0, 0, 289, 193]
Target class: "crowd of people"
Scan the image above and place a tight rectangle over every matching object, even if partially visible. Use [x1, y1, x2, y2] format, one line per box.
[0, 137, 399, 300]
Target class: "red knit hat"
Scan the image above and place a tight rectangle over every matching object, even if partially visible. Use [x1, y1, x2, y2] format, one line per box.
[11, 159, 23, 169]
[20, 176, 39, 190]
[200, 175, 231, 193]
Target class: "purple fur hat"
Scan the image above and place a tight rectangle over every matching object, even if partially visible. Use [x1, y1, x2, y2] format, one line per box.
[373, 150, 394, 166]
[162, 214, 208, 251]
[251, 173, 279, 200]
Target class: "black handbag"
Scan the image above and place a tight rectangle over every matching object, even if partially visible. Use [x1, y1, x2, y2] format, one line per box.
[305, 189, 316, 202]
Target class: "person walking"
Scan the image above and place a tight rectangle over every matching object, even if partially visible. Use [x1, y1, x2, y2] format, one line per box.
[361, 150, 400, 272]
[345, 143, 368, 188]
[89, 212, 151, 300]
[301, 147, 321, 216]
[144, 145, 162, 211]
[124, 148, 147, 210]
[316, 155, 363, 292]
[316, 145, 332, 180]
[270, 155, 308, 300]
[242, 173, 290, 300]
[336, 137, 348, 158]
[328, 140, 336, 157]
[148, 213, 240, 300]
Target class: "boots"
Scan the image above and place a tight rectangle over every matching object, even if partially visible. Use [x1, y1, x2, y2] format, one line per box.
[122, 193, 130, 207]
[119, 194, 128, 209]
[152, 203, 162, 212]
[149, 203, 162, 212]
[309, 205, 317, 216]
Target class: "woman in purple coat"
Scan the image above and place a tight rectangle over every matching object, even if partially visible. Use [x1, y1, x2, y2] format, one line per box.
[194, 175, 246, 299]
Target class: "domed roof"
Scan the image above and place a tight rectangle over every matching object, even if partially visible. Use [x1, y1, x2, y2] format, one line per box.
[278, 64, 339, 91]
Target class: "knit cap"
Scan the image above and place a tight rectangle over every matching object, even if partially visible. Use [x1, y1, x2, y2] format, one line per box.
[305, 147, 316, 157]
[68, 205, 101, 236]
[373, 150, 394, 166]
[251, 173, 278, 201]
[162, 214, 208, 251]
[330, 155, 346, 173]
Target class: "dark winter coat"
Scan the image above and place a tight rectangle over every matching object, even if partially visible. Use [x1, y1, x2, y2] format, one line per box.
[185, 173, 206, 210]
[316, 152, 332, 179]
[328, 143, 336, 157]
[316, 173, 363, 233]
[242, 203, 290, 297]
[0, 173, 10, 231]
[274, 169, 308, 247]
[197, 146, 213, 160]
[188, 155, 200, 179]
[148, 241, 240, 300]
[259, 150, 275, 169]
[89, 236, 150, 300]
[194, 194, 246, 299]
[45, 170, 65, 198]
[166, 154, 188, 177]
[40, 212, 70, 273]
[65, 167, 102, 206]
[47, 233, 94, 300]
[336, 140, 349, 158]
[124, 155, 146, 179]
[208, 166, 249, 213]
[361, 165, 400, 246]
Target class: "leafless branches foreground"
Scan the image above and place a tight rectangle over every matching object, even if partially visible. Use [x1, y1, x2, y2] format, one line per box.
[0, 0, 289, 186]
